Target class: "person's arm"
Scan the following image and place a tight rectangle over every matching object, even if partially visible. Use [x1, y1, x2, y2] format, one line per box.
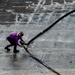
[15, 36, 22, 47]
[20, 37, 27, 45]
[16, 39, 23, 47]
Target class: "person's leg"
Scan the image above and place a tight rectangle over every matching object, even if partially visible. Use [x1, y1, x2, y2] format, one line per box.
[5, 37, 19, 53]
[5, 44, 13, 51]
[5, 37, 14, 51]
[13, 43, 19, 53]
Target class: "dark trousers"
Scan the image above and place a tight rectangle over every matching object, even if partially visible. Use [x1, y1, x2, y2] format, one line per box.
[6, 37, 17, 51]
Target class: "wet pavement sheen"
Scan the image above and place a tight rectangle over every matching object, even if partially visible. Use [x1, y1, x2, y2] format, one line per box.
[0, 0, 75, 75]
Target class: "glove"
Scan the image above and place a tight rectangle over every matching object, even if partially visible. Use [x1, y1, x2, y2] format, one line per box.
[20, 41, 28, 45]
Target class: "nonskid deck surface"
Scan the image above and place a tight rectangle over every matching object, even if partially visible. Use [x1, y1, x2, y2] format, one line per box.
[0, 0, 75, 75]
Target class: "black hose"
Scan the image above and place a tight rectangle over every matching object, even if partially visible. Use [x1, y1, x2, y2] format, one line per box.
[20, 41, 60, 75]
[27, 9, 75, 46]
[23, 46, 61, 75]
[23, 9, 75, 75]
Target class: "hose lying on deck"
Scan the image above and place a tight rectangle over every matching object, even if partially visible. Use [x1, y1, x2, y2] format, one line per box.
[23, 9, 75, 75]
[20, 41, 60, 75]
[27, 9, 75, 46]
[23, 45, 60, 75]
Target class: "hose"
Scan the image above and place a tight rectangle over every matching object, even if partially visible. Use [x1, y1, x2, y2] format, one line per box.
[23, 9, 75, 75]
[27, 9, 75, 46]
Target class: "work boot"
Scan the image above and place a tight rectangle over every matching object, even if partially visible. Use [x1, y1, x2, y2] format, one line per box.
[13, 50, 19, 53]
[5, 47, 10, 51]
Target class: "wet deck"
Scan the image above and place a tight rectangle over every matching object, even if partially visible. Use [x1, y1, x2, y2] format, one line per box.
[0, 0, 75, 75]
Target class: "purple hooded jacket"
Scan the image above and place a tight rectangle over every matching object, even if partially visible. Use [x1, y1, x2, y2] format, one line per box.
[8, 32, 23, 46]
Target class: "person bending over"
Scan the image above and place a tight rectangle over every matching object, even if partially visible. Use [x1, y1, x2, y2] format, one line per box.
[5, 31, 26, 53]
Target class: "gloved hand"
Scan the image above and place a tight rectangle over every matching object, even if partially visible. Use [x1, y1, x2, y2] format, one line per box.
[20, 41, 24, 45]
[19, 41, 28, 48]
[20, 41, 28, 45]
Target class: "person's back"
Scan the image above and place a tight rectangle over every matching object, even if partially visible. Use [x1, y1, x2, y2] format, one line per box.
[9, 32, 17, 39]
